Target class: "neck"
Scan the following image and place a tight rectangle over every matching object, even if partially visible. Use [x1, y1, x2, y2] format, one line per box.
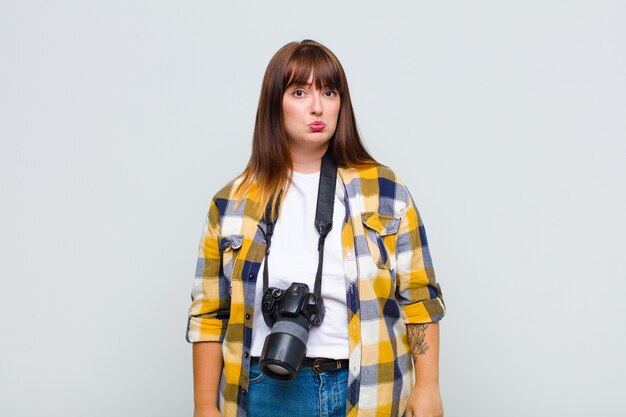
[290, 143, 328, 174]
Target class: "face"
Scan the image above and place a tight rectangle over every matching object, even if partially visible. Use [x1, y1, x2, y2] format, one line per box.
[282, 76, 341, 151]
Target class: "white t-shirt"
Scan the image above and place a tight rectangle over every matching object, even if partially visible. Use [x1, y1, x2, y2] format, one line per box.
[250, 170, 349, 359]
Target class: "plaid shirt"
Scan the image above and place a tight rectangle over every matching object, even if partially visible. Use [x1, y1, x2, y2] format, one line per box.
[186, 164, 446, 417]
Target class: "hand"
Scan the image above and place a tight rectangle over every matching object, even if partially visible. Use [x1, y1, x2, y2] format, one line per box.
[193, 406, 222, 417]
[405, 382, 443, 417]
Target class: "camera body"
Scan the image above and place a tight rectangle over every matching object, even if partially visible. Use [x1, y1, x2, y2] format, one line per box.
[261, 282, 324, 328]
[259, 282, 325, 381]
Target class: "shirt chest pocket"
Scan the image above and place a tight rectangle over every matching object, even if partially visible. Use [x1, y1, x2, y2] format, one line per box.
[219, 234, 244, 287]
[361, 212, 400, 271]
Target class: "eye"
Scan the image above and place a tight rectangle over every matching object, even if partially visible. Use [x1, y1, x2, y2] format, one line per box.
[293, 89, 306, 97]
[324, 89, 338, 97]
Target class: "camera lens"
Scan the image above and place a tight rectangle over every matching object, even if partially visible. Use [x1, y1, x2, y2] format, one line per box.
[265, 363, 290, 376]
[258, 315, 309, 381]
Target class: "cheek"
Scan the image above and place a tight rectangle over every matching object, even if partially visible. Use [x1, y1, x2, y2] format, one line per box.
[330, 102, 341, 125]
[282, 101, 302, 125]
[282, 108, 295, 130]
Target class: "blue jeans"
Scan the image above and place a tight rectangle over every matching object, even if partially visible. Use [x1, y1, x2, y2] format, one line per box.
[247, 360, 348, 417]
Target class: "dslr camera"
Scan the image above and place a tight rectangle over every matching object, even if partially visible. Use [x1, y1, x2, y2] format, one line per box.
[259, 282, 325, 380]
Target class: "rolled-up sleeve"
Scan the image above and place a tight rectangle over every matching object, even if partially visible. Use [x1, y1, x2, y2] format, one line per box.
[185, 198, 230, 343]
[395, 185, 446, 324]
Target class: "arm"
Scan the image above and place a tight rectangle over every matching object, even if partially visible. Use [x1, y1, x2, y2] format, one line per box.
[193, 342, 224, 417]
[395, 183, 446, 417]
[405, 323, 443, 417]
[187, 197, 230, 416]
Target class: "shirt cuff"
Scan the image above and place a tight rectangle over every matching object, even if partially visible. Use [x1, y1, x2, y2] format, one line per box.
[185, 316, 228, 343]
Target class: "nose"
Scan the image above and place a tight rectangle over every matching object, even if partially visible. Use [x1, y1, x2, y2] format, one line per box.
[310, 91, 323, 116]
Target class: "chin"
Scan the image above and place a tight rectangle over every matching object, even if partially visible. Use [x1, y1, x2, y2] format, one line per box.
[292, 140, 329, 151]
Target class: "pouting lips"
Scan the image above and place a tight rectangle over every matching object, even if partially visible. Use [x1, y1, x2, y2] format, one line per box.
[310, 122, 326, 132]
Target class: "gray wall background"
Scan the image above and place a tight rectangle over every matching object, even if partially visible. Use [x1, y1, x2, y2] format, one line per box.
[1, 1, 625, 416]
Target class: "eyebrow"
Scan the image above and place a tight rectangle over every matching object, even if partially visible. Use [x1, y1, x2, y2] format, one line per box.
[288, 82, 336, 90]
[288, 81, 313, 88]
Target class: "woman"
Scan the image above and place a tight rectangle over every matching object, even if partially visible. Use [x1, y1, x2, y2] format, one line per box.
[186, 39, 446, 417]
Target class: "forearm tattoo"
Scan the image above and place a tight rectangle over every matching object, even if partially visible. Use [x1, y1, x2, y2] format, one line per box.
[407, 324, 430, 357]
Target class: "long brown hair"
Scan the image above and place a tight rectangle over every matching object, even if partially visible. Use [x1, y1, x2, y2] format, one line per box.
[233, 39, 378, 219]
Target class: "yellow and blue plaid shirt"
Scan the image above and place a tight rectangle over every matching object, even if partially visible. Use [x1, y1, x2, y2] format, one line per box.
[186, 164, 446, 417]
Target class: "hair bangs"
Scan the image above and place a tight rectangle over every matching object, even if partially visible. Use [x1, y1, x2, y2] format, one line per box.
[285, 47, 342, 92]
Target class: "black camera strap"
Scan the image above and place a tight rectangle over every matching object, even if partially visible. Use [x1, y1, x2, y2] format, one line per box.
[260, 148, 338, 301]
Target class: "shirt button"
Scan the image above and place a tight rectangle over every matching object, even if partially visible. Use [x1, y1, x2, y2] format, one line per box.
[245, 313, 251, 320]
[241, 389, 247, 396]
[248, 273, 254, 279]
[244, 352, 249, 358]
